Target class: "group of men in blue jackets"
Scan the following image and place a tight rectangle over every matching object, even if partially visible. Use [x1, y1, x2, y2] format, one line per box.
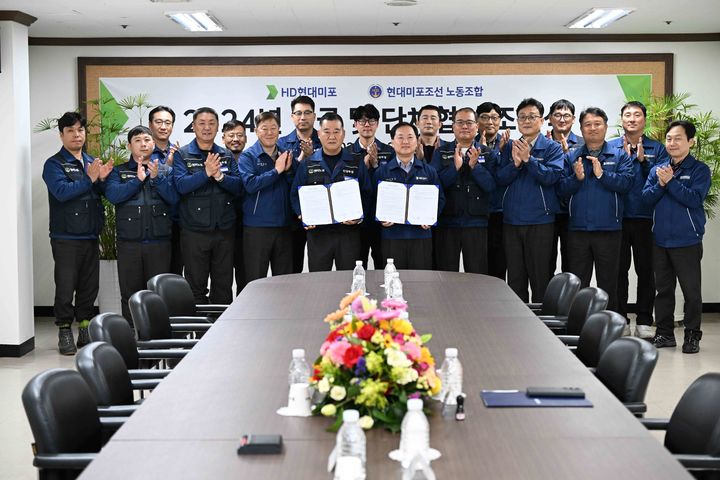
[44, 95, 709, 355]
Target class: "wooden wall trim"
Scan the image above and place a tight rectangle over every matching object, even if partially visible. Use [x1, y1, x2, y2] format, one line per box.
[0, 10, 37, 26]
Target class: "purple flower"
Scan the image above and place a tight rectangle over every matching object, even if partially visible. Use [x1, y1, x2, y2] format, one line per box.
[409, 392, 422, 399]
[354, 356, 368, 377]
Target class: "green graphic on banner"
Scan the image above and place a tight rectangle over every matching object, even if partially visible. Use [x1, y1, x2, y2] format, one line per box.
[99, 81, 129, 147]
[266, 84, 278, 100]
[616, 75, 652, 101]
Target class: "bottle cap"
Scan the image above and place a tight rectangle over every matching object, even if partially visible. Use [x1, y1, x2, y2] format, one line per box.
[343, 409, 359, 422]
[407, 398, 423, 411]
[292, 348, 305, 359]
[445, 347, 458, 357]
[387, 258, 394, 264]
[356, 260, 363, 266]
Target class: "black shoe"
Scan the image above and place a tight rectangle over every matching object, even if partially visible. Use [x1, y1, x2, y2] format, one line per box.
[682, 330, 702, 354]
[77, 326, 90, 348]
[58, 328, 77, 355]
[652, 334, 677, 348]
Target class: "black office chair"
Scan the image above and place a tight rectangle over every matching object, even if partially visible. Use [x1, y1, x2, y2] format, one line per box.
[558, 310, 626, 369]
[76, 342, 158, 416]
[539, 287, 608, 336]
[89, 313, 191, 376]
[642, 373, 720, 475]
[129, 290, 211, 343]
[527, 272, 581, 317]
[21, 369, 126, 479]
[596, 337, 658, 416]
[147, 273, 227, 322]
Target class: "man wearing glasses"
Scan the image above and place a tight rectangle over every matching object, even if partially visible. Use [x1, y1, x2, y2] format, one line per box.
[350, 104, 395, 269]
[546, 99, 584, 276]
[221, 120, 248, 295]
[431, 108, 495, 273]
[476, 102, 511, 281]
[238, 112, 295, 283]
[496, 98, 564, 303]
[279, 96, 323, 274]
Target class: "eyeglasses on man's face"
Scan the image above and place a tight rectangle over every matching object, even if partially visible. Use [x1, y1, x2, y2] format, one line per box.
[517, 115, 542, 123]
[292, 110, 314, 117]
[552, 113, 573, 121]
[153, 120, 173, 127]
[453, 120, 477, 128]
[356, 119, 378, 126]
[478, 114, 501, 122]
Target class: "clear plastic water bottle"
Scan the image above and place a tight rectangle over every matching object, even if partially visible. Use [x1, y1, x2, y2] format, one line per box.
[389, 272, 403, 300]
[336, 410, 366, 478]
[399, 398, 430, 467]
[352, 260, 365, 281]
[383, 258, 397, 288]
[351, 274, 366, 295]
[438, 348, 463, 405]
[288, 348, 311, 386]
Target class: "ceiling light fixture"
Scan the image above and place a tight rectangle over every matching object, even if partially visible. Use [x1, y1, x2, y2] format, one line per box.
[566, 8, 634, 29]
[384, 0, 417, 6]
[165, 10, 223, 32]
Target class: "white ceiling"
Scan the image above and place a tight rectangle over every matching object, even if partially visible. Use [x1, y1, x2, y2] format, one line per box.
[3, 0, 719, 37]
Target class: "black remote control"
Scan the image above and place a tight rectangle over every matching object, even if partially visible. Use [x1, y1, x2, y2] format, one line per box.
[526, 387, 585, 398]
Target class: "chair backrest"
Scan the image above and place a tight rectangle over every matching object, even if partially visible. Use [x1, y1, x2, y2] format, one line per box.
[565, 287, 609, 336]
[665, 373, 720, 456]
[129, 290, 173, 341]
[89, 313, 140, 370]
[76, 342, 134, 407]
[147, 273, 195, 317]
[575, 310, 626, 368]
[21, 369, 102, 455]
[596, 337, 658, 404]
[541, 272, 582, 316]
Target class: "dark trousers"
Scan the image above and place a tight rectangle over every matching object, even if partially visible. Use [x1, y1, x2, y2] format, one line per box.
[618, 218, 655, 325]
[550, 213, 570, 275]
[181, 228, 234, 305]
[567, 230, 622, 311]
[234, 221, 247, 295]
[504, 223, 554, 303]
[169, 221, 183, 275]
[382, 238, 432, 270]
[307, 225, 362, 272]
[487, 212, 506, 280]
[290, 218, 306, 274]
[50, 239, 99, 326]
[654, 243, 703, 337]
[243, 226, 293, 283]
[117, 240, 171, 322]
[360, 225, 383, 270]
[435, 226, 488, 274]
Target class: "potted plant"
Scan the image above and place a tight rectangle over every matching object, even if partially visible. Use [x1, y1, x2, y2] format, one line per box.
[35, 93, 153, 313]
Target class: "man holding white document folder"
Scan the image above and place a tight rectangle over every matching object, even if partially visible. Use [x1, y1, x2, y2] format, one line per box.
[291, 112, 372, 271]
[374, 122, 444, 270]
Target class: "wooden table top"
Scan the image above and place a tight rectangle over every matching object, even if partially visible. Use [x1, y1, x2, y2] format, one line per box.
[80, 271, 690, 479]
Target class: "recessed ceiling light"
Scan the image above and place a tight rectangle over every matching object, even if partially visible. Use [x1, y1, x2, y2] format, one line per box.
[566, 8, 634, 29]
[165, 10, 223, 32]
[150, 0, 190, 3]
[385, 0, 417, 6]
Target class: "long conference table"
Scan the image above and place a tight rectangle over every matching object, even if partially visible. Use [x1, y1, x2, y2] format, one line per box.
[79, 271, 691, 479]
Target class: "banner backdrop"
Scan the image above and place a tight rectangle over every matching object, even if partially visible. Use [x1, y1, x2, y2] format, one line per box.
[100, 73, 650, 145]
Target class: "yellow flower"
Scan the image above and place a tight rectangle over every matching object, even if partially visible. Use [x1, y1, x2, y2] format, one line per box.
[378, 319, 391, 331]
[365, 351, 383, 374]
[391, 319, 414, 335]
[355, 379, 389, 409]
[370, 330, 384, 345]
[391, 366, 419, 385]
[423, 369, 442, 396]
[317, 377, 331, 394]
[420, 347, 435, 367]
[320, 404, 337, 416]
[358, 416, 374, 430]
[383, 334, 394, 348]
[330, 386, 347, 401]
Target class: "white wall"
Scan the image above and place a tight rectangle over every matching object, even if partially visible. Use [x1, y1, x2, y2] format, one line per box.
[29, 41, 720, 306]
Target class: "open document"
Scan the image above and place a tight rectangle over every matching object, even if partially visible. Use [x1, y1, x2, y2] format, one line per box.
[298, 179, 363, 226]
[375, 181, 439, 226]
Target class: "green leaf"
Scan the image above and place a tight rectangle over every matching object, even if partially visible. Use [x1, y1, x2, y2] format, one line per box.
[420, 333, 432, 344]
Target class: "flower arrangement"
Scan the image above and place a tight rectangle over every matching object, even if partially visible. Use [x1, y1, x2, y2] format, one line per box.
[311, 292, 441, 432]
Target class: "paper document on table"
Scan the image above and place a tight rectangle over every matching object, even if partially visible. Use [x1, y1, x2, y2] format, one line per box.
[375, 181, 408, 225]
[407, 184, 439, 226]
[329, 179, 363, 223]
[298, 184, 333, 226]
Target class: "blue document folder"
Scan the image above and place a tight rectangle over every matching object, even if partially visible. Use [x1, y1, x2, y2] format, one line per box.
[481, 390, 593, 408]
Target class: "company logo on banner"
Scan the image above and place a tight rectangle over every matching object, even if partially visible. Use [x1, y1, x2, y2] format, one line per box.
[101, 74, 650, 146]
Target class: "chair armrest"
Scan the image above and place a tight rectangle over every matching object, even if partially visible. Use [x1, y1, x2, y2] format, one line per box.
[170, 322, 212, 332]
[34, 453, 96, 469]
[540, 319, 567, 330]
[537, 315, 568, 323]
[131, 378, 161, 390]
[137, 348, 189, 360]
[640, 418, 670, 430]
[675, 454, 720, 470]
[99, 416, 128, 432]
[557, 335, 579, 347]
[526, 302, 542, 311]
[169, 315, 212, 324]
[129, 368, 171, 380]
[196, 304, 228, 313]
[98, 405, 140, 417]
[623, 402, 647, 415]
[136, 339, 198, 349]
[587, 367, 596, 374]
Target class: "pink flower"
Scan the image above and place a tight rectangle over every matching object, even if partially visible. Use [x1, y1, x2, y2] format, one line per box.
[327, 340, 351, 366]
[320, 341, 332, 355]
[381, 298, 408, 310]
[374, 309, 401, 321]
[351, 296, 364, 313]
[402, 341, 421, 361]
[417, 361, 429, 373]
